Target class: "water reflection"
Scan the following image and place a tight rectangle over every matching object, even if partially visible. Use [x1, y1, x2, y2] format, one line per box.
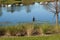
[7, 5, 16, 13]
[25, 5, 31, 13]
[0, 3, 55, 24]
[6, 4, 32, 13]
[0, 6, 2, 16]
[7, 4, 28, 13]
[15, 5, 21, 12]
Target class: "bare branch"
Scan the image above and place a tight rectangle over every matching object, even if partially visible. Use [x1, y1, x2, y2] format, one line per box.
[43, 1, 60, 14]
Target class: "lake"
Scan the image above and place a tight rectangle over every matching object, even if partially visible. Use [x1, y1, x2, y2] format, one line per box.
[0, 2, 59, 25]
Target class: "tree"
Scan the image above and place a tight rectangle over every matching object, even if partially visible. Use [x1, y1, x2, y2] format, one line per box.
[43, 0, 60, 32]
[1, 0, 6, 4]
[0, 0, 2, 5]
[5, 0, 15, 4]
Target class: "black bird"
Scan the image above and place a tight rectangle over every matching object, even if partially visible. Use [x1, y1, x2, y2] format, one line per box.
[33, 17, 35, 22]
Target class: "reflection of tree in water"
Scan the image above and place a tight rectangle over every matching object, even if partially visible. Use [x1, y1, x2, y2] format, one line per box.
[26, 5, 31, 13]
[10, 5, 15, 13]
[7, 5, 22, 13]
[0, 6, 2, 16]
[7, 5, 15, 13]
[15, 5, 22, 12]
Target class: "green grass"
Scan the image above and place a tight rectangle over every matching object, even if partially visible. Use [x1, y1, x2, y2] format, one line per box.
[0, 23, 60, 40]
[0, 23, 59, 36]
[0, 34, 60, 40]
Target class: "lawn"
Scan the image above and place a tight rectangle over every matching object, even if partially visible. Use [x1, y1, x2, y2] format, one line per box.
[0, 34, 60, 40]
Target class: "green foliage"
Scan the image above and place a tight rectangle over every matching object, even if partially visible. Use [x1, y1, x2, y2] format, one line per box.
[0, 0, 52, 4]
[0, 23, 60, 36]
[0, 27, 6, 36]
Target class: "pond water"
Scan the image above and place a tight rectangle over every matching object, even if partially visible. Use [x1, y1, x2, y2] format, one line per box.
[0, 2, 59, 24]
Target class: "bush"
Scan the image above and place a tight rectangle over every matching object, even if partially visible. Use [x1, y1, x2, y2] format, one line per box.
[32, 24, 43, 36]
[41, 24, 54, 34]
[0, 27, 6, 36]
[0, 23, 60, 36]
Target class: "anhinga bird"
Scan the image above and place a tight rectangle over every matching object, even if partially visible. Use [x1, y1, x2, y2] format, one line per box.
[33, 17, 35, 22]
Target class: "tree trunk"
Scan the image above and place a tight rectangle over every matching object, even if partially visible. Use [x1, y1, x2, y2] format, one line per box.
[55, 0, 59, 32]
[56, 13, 59, 32]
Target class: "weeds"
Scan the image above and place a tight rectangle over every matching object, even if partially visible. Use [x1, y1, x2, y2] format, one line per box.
[0, 23, 60, 36]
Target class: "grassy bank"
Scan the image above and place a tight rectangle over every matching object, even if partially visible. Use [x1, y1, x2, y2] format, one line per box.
[0, 23, 60, 36]
[0, 34, 60, 40]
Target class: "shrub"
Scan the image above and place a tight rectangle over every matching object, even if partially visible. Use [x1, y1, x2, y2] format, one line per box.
[41, 24, 53, 34]
[0, 27, 6, 36]
[22, 23, 34, 36]
[32, 24, 43, 36]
